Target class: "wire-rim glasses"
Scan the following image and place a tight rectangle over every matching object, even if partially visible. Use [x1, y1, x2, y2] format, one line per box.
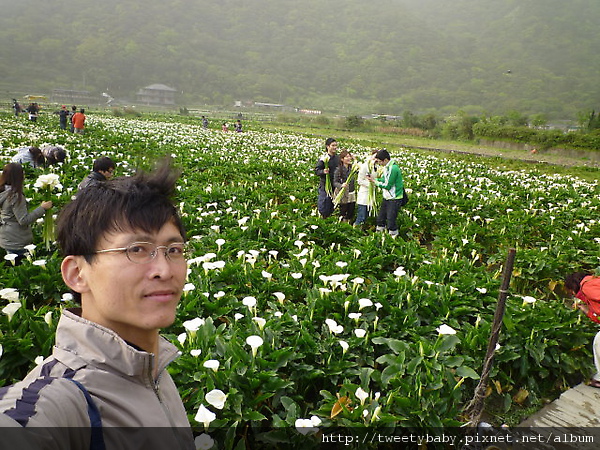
[94, 242, 187, 264]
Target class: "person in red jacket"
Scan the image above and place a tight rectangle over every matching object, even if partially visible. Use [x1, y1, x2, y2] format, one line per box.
[566, 272, 600, 387]
[71, 108, 86, 134]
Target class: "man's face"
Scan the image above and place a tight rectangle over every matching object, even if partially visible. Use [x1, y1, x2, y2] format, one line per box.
[100, 167, 115, 179]
[69, 221, 187, 344]
[327, 141, 338, 155]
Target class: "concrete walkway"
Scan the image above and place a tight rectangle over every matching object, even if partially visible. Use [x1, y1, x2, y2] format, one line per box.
[516, 383, 600, 449]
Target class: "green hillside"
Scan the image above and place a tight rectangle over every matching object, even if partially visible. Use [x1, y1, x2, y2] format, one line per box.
[1, 0, 598, 118]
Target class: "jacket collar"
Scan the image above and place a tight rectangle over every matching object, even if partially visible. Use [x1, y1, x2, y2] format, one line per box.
[53, 308, 180, 386]
[89, 171, 107, 182]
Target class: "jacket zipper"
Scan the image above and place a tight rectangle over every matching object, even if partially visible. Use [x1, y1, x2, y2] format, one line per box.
[148, 354, 190, 449]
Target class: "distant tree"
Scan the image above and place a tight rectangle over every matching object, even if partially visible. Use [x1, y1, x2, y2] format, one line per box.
[586, 111, 600, 131]
[575, 110, 600, 132]
[314, 115, 331, 126]
[345, 115, 364, 129]
[530, 114, 548, 128]
[441, 111, 477, 141]
[591, 112, 600, 131]
[402, 111, 419, 128]
[506, 110, 529, 127]
[488, 115, 509, 126]
[421, 113, 438, 130]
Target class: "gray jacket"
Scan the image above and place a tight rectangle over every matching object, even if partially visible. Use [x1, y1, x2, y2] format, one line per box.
[0, 189, 46, 251]
[0, 309, 194, 450]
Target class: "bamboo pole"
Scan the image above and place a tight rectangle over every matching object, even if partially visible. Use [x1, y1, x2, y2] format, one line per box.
[463, 247, 517, 425]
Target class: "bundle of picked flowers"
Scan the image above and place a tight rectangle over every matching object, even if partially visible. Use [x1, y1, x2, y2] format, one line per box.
[333, 163, 359, 207]
[34, 173, 62, 250]
[366, 159, 381, 215]
[321, 155, 333, 197]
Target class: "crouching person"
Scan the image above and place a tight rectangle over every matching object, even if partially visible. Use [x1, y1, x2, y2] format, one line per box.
[0, 161, 194, 450]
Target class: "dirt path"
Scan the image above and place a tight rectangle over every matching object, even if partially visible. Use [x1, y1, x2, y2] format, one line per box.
[408, 142, 600, 169]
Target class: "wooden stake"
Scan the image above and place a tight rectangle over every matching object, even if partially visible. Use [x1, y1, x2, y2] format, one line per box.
[463, 247, 516, 425]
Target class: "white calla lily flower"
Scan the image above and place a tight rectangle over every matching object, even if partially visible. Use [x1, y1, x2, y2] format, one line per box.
[205, 389, 227, 410]
[246, 335, 264, 356]
[436, 324, 457, 335]
[2, 302, 22, 321]
[203, 360, 220, 371]
[194, 404, 216, 429]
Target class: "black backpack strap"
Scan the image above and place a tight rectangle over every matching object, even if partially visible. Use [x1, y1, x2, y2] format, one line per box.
[65, 378, 106, 450]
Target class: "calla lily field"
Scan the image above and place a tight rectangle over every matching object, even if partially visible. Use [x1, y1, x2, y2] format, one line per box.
[0, 112, 599, 446]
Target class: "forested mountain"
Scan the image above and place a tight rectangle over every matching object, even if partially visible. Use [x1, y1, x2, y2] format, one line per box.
[1, 0, 598, 118]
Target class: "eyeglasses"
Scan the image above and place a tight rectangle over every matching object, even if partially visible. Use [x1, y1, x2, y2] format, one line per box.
[94, 242, 187, 264]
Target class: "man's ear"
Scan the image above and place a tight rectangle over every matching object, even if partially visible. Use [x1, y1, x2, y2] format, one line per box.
[61, 256, 91, 294]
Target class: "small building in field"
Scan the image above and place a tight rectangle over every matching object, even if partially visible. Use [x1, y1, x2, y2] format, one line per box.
[136, 84, 177, 105]
[51, 89, 99, 105]
[253, 102, 297, 113]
